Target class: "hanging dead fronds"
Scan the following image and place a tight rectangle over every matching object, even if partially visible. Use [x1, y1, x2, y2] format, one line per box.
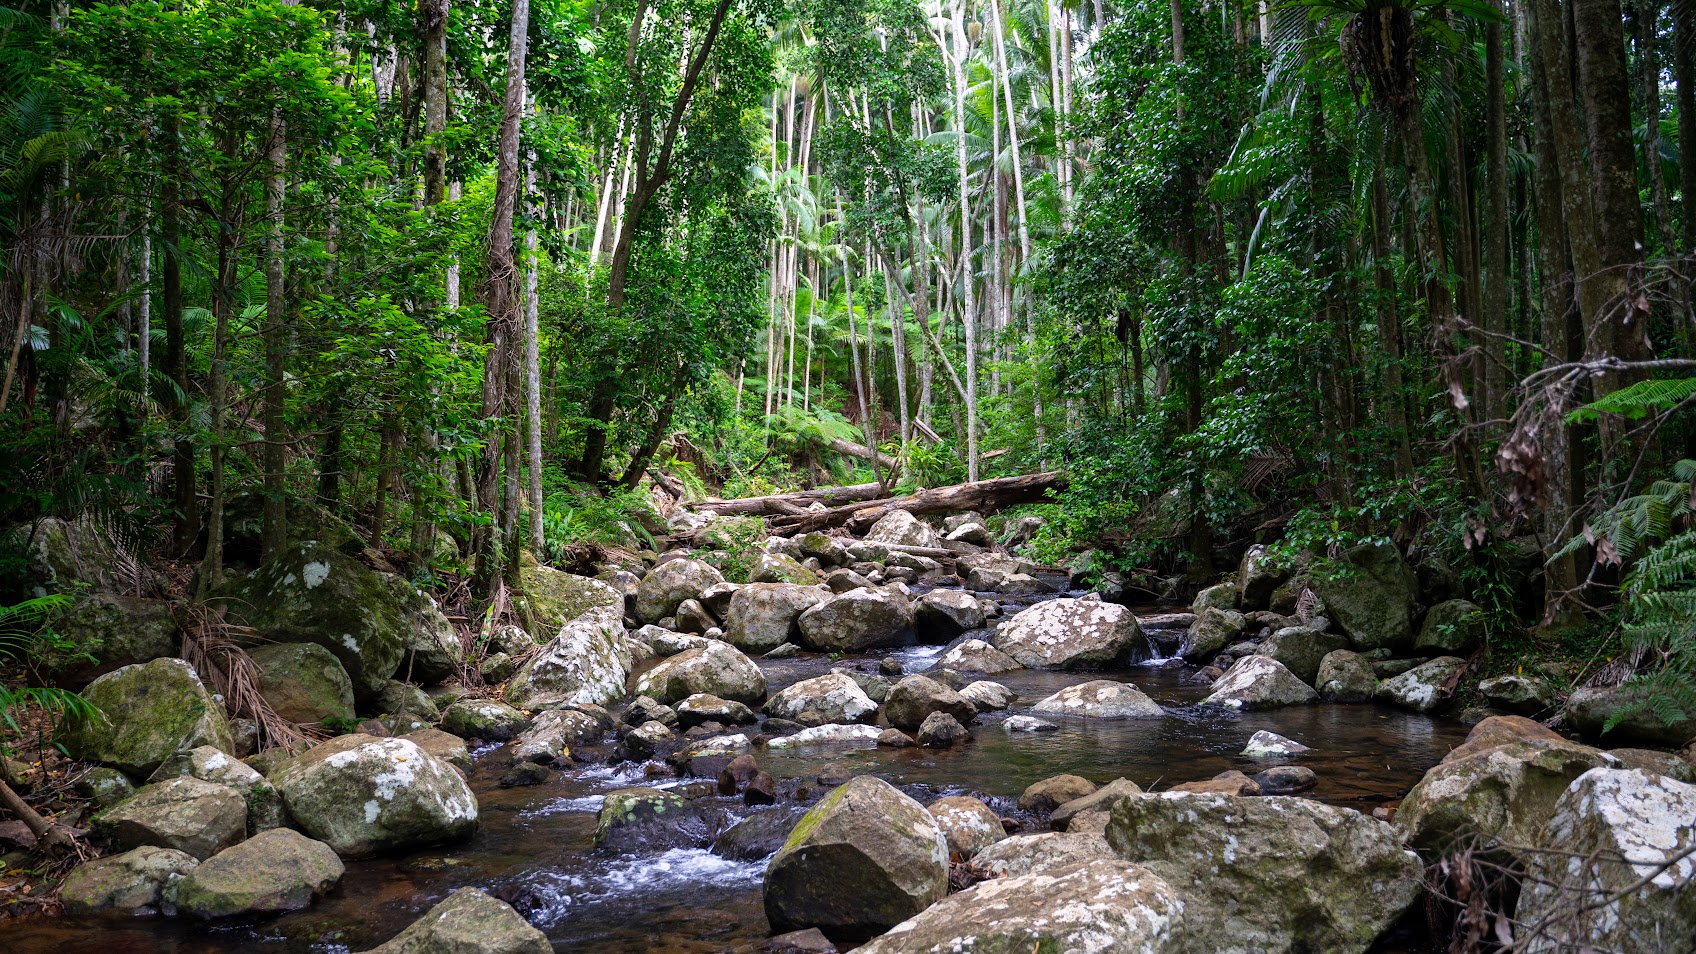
[176, 603, 316, 754]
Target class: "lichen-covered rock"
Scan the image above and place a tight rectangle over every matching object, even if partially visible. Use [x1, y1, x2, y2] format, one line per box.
[1256, 625, 1349, 685]
[1517, 768, 1696, 953]
[10, 516, 137, 598]
[936, 639, 1021, 674]
[1236, 544, 1290, 611]
[1374, 655, 1466, 713]
[1107, 792, 1422, 954]
[675, 692, 756, 727]
[958, 680, 1012, 713]
[272, 734, 478, 858]
[766, 723, 884, 749]
[635, 559, 726, 624]
[149, 745, 284, 833]
[913, 590, 986, 643]
[1477, 674, 1558, 715]
[1178, 607, 1246, 660]
[209, 542, 445, 701]
[509, 708, 600, 763]
[174, 828, 343, 919]
[1395, 737, 1618, 856]
[1050, 778, 1144, 831]
[1192, 582, 1238, 613]
[62, 657, 234, 778]
[883, 675, 976, 731]
[1310, 541, 1418, 652]
[753, 551, 821, 586]
[59, 845, 199, 917]
[95, 776, 247, 860]
[593, 787, 691, 850]
[992, 598, 1150, 669]
[863, 510, 941, 549]
[1002, 715, 1058, 733]
[1565, 684, 1696, 748]
[76, 766, 136, 809]
[765, 673, 877, 725]
[504, 605, 632, 710]
[249, 642, 355, 726]
[796, 587, 916, 653]
[1020, 774, 1097, 814]
[764, 776, 950, 940]
[519, 564, 624, 635]
[855, 859, 1186, 954]
[1031, 680, 1164, 720]
[969, 831, 1111, 879]
[723, 583, 830, 654]
[401, 597, 464, 686]
[633, 640, 766, 707]
[33, 593, 178, 686]
[1316, 649, 1377, 703]
[1200, 655, 1317, 710]
[641, 625, 711, 657]
[1415, 599, 1485, 656]
[926, 796, 1005, 860]
[1240, 730, 1310, 757]
[362, 887, 551, 954]
[439, 699, 529, 742]
[958, 553, 1047, 594]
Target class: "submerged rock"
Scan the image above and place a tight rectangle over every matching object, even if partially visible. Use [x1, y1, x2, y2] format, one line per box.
[95, 776, 247, 861]
[272, 734, 478, 859]
[856, 859, 1185, 954]
[61, 657, 233, 778]
[1031, 680, 1163, 720]
[593, 787, 695, 851]
[59, 845, 200, 918]
[1002, 715, 1058, 733]
[362, 887, 551, 954]
[504, 605, 633, 710]
[1107, 792, 1423, 954]
[633, 641, 767, 707]
[764, 776, 949, 941]
[991, 598, 1150, 669]
[174, 828, 343, 919]
[1200, 655, 1317, 710]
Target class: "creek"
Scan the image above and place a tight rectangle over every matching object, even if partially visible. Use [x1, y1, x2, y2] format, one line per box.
[8, 591, 1467, 953]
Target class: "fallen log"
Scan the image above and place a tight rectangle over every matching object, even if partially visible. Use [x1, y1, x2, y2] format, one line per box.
[694, 482, 890, 517]
[827, 437, 901, 471]
[768, 471, 1067, 535]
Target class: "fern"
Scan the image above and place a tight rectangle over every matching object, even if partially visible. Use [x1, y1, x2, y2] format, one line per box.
[1567, 378, 1696, 423]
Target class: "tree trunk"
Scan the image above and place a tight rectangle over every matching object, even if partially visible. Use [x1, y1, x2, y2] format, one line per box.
[420, 0, 449, 206]
[261, 109, 289, 562]
[950, 0, 980, 481]
[162, 121, 196, 556]
[769, 471, 1068, 535]
[1677, 0, 1696, 252]
[1484, 9, 1511, 421]
[524, 127, 545, 550]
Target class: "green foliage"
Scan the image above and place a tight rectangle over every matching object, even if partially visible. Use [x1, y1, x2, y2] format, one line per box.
[538, 485, 657, 563]
[0, 595, 99, 759]
[1567, 378, 1696, 423]
[700, 515, 770, 584]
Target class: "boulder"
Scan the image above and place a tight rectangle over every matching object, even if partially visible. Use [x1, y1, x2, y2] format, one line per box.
[1608, 747, 1696, 784]
[10, 515, 140, 598]
[1020, 774, 1097, 814]
[362, 887, 550, 954]
[764, 674, 877, 725]
[796, 587, 916, 653]
[1200, 655, 1317, 710]
[1414, 599, 1485, 656]
[671, 599, 713, 634]
[944, 522, 991, 546]
[913, 590, 986, 643]
[935, 639, 1020, 674]
[32, 593, 178, 686]
[1192, 582, 1238, 613]
[61, 657, 234, 777]
[1107, 792, 1423, 954]
[375, 681, 442, 724]
[439, 699, 529, 742]
[1050, 778, 1144, 831]
[59, 845, 200, 917]
[959, 554, 1047, 594]
[510, 708, 601, 763]
[503, 605, 632, 710]
[863, 510, 941, 549]
[766, 723, 884, 749]
[926, 796, 1005, 859]
[753, 551, 822, 586]
[1236, 544, 1290, 611]
[633, 641, 767, 707]
[969, 831, 1112, 879]
[210, 542, 446, 700]
[1031, 680, 1164, 720]
[272, 734, 478, 858]
[635, 559, 725, 623]
[1309, 541, 1418, 652]
[1517, 768, 1696, 953]
[1395, 737, 1619, 855]
[1315, 649, 1377, 703]
[1002, 715, 1058, 733]
[149, 744, 284, 833]
[174, 828, 343, 919]
[882, 675, 976, 731]
[1241, 730, 1310, 757]
[593, 786, 694, 850]
[402, 728, 474, 771]
[401, 599, 464, 686]
[824, 568, 873, 593]
[1170, 770, 1262, 796]
[958, 681, 1012, 713]
[1477, 674, 1559, 715]
[723, 583, 830, 654]
[1001, 515, 1045, 548]
[1566, 684, 1696, 748]
[249, 642, 355, 726]
[915, 712, 969, 747]
[1256, 625, 1349, 684]
[1252, 765, 1318, 794]
[1374, 655, 1466, 712]
[676, 692, 756, 727]
[1179, 607, 1246, 659]
[642, 625, 711, 657]
[991, 598, 1150, 669]
[95, 776, 247, 860]
[764, 776, 949, 941]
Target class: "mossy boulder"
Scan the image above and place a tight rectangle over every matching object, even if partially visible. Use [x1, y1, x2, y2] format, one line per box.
[1107, 791, 1422, 954]
[992, 597, 1150, 669]
[765, 673, 877, 725]
[516, 565, 624, 638]
[855, 859, 1185, 954]
[764, 776, 950, 941]
[8, 516, 139, 599]
[1565, 684, 1696, 748]
[1414, 599, 1486, 656]
[61, 657, 234, 777]
[635, 559, 725, 624]
[752, 551, 821, 586]
[439, 699, 529, 742]
[796, 586, 917, 653]
[148, 744, 285, 833]
[174, 828, 343, 919]
[504, 604, 633, 711]
[1310, 541, 1418, 652]
[33, 594, 178, 686]
[1316, 649, 1378, 702]
[219, 494, 363, 572]
[592, 786, 692, 850]
[272, 734, 478, 859]
[1200, 655, 1317, 710]
[936, 639, 1021, 674]
[1192, 582, 1238, 613]
[362, 887, 551, 954]
[58, 845, 200, 917]
[1257, 625, 1349, 684]
[249, 642, 355, 726]
[632, 640, 766, 707]
[95, 776, 248, 860]
[1236, 544, 1291, 611]
[1178, 607, 1246, 660]
[723, 583, 829, 654]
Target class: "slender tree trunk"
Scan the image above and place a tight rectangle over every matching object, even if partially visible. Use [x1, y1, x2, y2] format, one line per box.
[198, 204, 239, 596]
[421, 0, 449, 206]
[990, 0, 1032, 265]
[1484, 9, 1511, 422]
[524, 149, 545, 550]
[1677, 0, 1696, 252]
[1639, 1, 1678, 257]
[950, 0, 980, 481]
[261, 109, 289, 562]
[161, 120, 196, 556]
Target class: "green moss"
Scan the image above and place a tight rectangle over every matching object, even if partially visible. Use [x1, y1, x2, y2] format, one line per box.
[781, 782, 849, 853]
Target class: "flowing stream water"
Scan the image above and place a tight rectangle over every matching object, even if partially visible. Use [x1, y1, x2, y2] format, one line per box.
[9, 593, 1468, 953]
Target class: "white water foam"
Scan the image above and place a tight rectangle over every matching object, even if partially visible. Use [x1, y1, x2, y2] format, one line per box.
[521, 848, 765, 928]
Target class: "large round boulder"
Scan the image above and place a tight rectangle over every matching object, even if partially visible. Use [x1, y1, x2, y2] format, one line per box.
[362, 887, 551, 954]
[1517, 768, 1696, 953]
[249, 642, 355, 726]
[272, 734, 478, 859]
[765, 673, 877, 725]
[517, 564, 623, 636]
[61, 657, 233, 778]
[991, 598, 1150, 669]
[1256, 624, 1349, 684]
[796, 587, 916, 652]
[882, 675, 977, 731]
[723, 583, 830, 654]
[635, 558, 725, 624]
[1031, 680, 1164, 720]
[863, 510, 941, 549]
[58, 845, 200, 917]
[439, 699, 529, 741]
[1200, 655, 1317, 710]
[1179, 607, 1246, 659]
[94, 776, 248, 860]
[632, 640, 767, 707]
[174, 828, 344, 919]
[32, 593, 179, 686]
[1414, 599, 1485, 656]
[1107, 791, 1422, 954]
[504, 605, 633, 710]
[913, 590, 986, 643]
[1316, 649, 1378, 703]
[764, 776, 949, 941]
[856, 858, 1185, 954]
[1309, 541, 1418, 652]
